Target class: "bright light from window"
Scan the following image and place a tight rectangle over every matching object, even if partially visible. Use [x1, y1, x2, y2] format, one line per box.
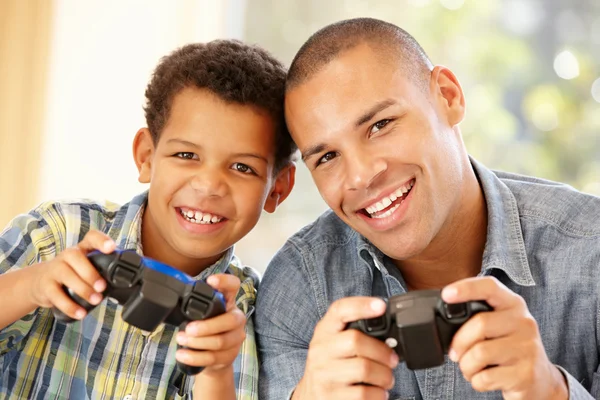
[531, 103, 559, 131]
[553, 50, 580, 80]
[592, 78, 600, 103]
[440, 0, 464, 10]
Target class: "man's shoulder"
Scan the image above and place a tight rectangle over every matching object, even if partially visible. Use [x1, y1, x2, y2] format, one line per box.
[284, 209, 359, 251]
[494, 169, 600, 237]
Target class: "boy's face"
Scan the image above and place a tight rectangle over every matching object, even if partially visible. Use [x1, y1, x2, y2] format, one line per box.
[134, 87, 294, 272]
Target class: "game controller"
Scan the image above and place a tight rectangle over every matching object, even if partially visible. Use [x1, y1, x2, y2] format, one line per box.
[51, 250, 226, 375]
[347, 289, 492, 370]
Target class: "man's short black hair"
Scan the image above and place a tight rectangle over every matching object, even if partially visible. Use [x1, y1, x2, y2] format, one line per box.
[144, 39, 296, 172]
[287, 18, 434, 92]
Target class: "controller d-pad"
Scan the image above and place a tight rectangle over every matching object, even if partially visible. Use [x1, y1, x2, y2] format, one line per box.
[185, 297, 209, 320]
[113, 266, 136, 286]
[444, 302, 467, 319]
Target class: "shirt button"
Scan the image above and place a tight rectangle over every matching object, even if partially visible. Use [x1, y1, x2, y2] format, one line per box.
[123, 395, 133, 400]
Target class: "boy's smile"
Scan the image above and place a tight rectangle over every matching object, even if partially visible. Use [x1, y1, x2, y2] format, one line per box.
[134, 87, 292, 275]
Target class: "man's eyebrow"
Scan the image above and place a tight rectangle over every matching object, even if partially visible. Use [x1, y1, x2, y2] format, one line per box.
[354, 99, 397, 128]
[301, 143, 326, 162]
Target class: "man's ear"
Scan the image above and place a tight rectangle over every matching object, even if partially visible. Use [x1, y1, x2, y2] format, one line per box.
[133, 128, 155, 184]
[429, 65, 466, 127]
[263, 163, 296, 213]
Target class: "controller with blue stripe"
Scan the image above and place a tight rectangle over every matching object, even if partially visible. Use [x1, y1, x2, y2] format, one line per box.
[51, 249, 226, 375]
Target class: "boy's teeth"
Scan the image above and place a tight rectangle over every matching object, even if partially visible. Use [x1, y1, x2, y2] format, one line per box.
[180, 208, 223, 224]
[365, 179, 414, 215]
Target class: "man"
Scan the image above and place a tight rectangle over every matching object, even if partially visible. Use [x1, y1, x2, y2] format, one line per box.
[255, 18, 600, 400]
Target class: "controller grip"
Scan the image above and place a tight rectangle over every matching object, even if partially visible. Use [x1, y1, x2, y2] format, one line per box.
[176, 321, 205, 375]
[51, 285, 95, 322]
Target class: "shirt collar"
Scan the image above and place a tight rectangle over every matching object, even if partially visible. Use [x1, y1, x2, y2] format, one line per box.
[355, 158, 535, 287]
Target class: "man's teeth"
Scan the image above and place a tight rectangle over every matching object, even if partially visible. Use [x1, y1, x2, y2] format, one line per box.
[180, 209, 223, 224]
[365, 180, 414, 216]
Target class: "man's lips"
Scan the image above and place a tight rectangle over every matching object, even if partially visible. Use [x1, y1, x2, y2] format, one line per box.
[358, 178, 415, 218]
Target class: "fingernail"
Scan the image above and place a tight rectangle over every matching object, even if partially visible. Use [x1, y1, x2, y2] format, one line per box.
[390, 352, 399, 367]
[370, 299, 386, 313]
[93, 280, 106, 292]
[90, 293, 102, 305]
[75, 309, 86, 319]
[186, 324, 199, 336]
[449, 348, 458, 362]
[103, 240, 114, 252]
[177, 334, 187, 345]
[442, 286, 458, 300]
[176, 350, 189, 362]
[207, 276, 218, 286]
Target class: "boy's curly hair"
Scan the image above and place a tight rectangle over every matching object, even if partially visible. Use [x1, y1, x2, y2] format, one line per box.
[144, 39, 296, 172]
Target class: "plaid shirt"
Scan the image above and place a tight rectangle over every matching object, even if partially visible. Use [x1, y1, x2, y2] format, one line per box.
[0, 192, 259, 400]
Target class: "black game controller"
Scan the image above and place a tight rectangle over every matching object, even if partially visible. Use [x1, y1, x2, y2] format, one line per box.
[347, 289, 491, 370]
[51, 250, 226, 375]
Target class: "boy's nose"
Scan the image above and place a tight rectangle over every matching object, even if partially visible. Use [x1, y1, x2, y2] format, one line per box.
[189, 170, 227, 197]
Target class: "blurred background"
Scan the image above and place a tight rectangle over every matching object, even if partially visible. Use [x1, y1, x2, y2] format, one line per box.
[1, 0, 599, 274]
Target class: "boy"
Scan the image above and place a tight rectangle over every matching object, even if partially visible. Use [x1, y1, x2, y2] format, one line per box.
[0, 39, 296, 399]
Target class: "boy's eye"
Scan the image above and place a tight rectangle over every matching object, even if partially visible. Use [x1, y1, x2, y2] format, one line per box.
[232, 163, 255, 174]
[316, 151, 336, 167]
[175, 152, 198, 160]
[370, 119, 391, 135]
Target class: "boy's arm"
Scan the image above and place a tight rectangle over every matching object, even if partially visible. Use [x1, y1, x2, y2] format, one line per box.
[0, 210, 57, 336]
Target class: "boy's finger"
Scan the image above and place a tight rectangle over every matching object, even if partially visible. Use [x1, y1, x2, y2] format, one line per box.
[57, 261, 104, 306]
[177, 326, 245, 351]
[185, 308, 246, 337]
[206, 274, 241, 307]
[47, 281, 87, 320]
[61, 248, 106, 292]
[175, 347, 240, 368]
[78, 230, 115, 254]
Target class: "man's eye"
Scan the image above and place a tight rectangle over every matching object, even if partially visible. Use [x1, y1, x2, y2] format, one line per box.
[370, 119, 391, 135]
[317, 152, 336, 166]
[233, 163, 255, 174]
[175, 152, 198, 160]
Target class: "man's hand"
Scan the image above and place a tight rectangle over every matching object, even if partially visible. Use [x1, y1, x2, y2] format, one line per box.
[175, 274, 246, 376]
[292, 297, 398, 400]
[442, 276, 568, 400]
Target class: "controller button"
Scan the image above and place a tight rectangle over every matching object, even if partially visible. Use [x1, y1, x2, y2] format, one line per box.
[113, 266, 136, 286]
[444, 302, 467, 319]
[186, 297, 209, 319]
[385, 338, 398, 348]
[120, 251, 142, 267]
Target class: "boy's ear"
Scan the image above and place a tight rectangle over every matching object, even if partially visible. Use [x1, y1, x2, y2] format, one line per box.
[133, 128, 155, 184]
[263, 163, 296, 213]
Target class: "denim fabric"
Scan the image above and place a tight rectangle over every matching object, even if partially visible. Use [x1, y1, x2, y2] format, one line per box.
[255, 158, 600, 400]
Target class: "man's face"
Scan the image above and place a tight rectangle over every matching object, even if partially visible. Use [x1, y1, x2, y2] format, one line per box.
[136, 87, 291, 271]
[285, 44, 467, 261]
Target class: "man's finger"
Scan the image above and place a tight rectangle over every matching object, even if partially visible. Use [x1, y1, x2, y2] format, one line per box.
[449, 308, 521, 360]
[441, 276, 524, 311]
[318, 357, 395, 390]
[312, 329, 398, 369]
[457, 336, 520, 380]
[77, 230, 115, 254]
[314, 297, 387, 337]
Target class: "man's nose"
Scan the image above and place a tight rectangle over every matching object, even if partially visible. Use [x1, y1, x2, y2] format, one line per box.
[344, 148, 387, 191]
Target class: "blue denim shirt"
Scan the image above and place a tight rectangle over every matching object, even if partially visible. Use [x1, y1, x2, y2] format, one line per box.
[255, 158, 600, 400]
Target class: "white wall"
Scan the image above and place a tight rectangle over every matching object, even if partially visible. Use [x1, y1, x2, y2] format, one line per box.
[40, 0, 247, 205]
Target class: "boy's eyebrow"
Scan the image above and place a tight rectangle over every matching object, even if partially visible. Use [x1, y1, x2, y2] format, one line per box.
[166, 139, 268, 163]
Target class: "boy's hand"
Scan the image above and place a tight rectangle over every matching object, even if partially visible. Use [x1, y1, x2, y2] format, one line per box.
[30, 230, 114, 320]
[175, 274, 246, 375]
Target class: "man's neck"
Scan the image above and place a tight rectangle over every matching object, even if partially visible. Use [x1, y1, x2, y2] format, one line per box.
[394, 164, 488, 291]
